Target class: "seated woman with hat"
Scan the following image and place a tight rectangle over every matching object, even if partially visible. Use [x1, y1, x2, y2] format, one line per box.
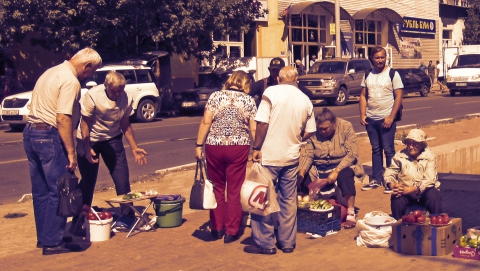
[384, 129, 442, 220]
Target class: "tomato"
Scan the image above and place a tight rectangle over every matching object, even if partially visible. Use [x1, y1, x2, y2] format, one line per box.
[401, 215, 409, 223]
[430, 215, 438, 225]
[437, 216, 444, 225]
[413, 210, 423, 218]
[87, 212, 98, 220]
[103, 211, 113, 219]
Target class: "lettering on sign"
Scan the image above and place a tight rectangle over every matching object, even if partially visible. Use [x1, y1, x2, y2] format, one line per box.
[400, 16, 436, 35]
[459, 249, 477, 257]
[248, 185, 268, 211]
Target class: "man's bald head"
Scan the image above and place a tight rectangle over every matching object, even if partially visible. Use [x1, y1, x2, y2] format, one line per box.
[278, 66, 298, 83]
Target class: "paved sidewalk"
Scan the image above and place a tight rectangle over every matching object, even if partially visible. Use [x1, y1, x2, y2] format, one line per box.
[2, 143, 480, 270]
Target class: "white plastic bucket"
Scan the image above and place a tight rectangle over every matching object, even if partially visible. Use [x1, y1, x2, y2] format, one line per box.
[86, 217, 113, 242]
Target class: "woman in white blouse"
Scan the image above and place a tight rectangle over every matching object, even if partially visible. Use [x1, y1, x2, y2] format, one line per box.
[384, 129, 442, 219]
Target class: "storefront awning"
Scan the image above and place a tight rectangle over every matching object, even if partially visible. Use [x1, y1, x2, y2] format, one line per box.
[288, 1, 353, 22]
[352, 8, 403, 24]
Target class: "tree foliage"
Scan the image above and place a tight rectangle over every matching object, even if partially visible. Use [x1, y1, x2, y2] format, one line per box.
[463, 0, 480, 45]
[0, 0, 266, 61]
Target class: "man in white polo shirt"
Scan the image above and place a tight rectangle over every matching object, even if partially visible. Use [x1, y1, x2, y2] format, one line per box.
[245, 66, 316, 255]
[75, 71, 148, 225]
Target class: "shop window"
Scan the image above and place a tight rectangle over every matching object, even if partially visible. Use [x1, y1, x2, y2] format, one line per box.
[291, 15, 302, 27]
[292, 29, 303, 42]
[290, 14, 327, 44]
[308, 14, 318, 28]
[355, 19, 382, 46]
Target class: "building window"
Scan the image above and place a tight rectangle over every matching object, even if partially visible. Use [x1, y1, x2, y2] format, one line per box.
[355, 20, 382, 45]
[290, 14, 327, 44]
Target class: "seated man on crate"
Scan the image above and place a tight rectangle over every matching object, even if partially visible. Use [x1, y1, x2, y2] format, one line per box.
[71, 71, 148, 235]
[384, 129, 442, 220]
[297, 108, 365, 229]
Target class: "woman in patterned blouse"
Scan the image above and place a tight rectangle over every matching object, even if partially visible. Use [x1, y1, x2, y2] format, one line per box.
[195, 70, 257, 244]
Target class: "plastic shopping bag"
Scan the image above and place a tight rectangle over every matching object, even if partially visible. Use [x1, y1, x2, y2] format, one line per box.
[356, 211, 396, 248]
[240, 163, 280, 216]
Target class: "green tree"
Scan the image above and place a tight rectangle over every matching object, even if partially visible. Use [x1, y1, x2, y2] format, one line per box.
[463, 0, 480, 44]
[1, 0, 266, 61]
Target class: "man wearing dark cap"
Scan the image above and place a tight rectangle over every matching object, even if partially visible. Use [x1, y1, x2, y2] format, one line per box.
[250, 57, 285, 106]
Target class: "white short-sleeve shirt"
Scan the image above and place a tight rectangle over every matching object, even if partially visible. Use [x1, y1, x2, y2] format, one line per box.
[255, 83, 316, 166]
[77, 85, 133, 142]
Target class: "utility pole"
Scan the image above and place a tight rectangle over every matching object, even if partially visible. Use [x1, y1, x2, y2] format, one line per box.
[335, 0, 341, 58]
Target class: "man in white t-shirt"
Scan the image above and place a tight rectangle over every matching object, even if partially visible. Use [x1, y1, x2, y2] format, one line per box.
[245, 66, 316, 255]
[359, 46, 403, 194]
[73, 71, 148, 231]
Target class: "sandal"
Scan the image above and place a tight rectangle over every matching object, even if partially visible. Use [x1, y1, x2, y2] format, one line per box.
[344, 211, 357, 229]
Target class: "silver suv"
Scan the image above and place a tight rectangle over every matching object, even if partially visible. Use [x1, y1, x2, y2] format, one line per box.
[298, 58, 372, 106]
[83, 64, 161, 122]
[1, 64, 161, 130]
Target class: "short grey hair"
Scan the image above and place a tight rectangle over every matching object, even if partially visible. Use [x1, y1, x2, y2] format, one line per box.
[278, 66, 298, 83]
[71, 48, 102, 69]
[104, 71, 126, 88]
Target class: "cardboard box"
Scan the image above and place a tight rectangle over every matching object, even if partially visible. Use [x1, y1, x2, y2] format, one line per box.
[392, 218, 462, 256]
[453, 245, 480, 260]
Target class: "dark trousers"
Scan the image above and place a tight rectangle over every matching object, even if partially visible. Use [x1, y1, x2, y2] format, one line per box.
[390, 187, 442, 220]
[76, 135, 131, 206]
[300, 167, 356, 198]
[205, 144, 249, 236]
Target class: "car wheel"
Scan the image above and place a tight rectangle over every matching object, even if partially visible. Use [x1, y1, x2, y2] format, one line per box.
[420, 84, 429, 97]
[9, 124, 26, 131]
[328, 87, 348, 106]
[136, 99, 157, 122]
[449, 90, 456, 97]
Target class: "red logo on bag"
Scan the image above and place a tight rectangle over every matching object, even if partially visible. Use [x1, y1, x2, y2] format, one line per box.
[248, 185, 268, 211]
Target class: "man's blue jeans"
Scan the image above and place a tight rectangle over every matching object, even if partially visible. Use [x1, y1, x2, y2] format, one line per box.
[23, 124, 69, 247]
[365, 118, 396, 183]
[250, 164, 298, 249]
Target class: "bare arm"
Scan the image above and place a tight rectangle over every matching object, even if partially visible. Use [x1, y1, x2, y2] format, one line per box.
[121, 115, 148, 165]
[251, 121, 269, 163]
[359, 87, 368, 126]
[57, 113, 77, 171]
[195, 110, 213, 160]
[249, 118, 256, 143]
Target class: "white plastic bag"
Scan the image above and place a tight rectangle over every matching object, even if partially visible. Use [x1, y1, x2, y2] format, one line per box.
[356, 211, 396, 248]
[241, 163, 280, 216]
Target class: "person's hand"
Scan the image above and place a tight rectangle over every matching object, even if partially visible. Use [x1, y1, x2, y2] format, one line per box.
[391, 183, 403, 197]
[85, 148, 99, 164]
[66, 152, 78, 171]
[360, 116, 368, 126]
[252, 150, 262, 163]
[132, 148, 148, 165]
[383, 116, 394, 128]
[195, 147, 203, 161]
[327, 170, 339, 184]
[296, 173, 305, 190]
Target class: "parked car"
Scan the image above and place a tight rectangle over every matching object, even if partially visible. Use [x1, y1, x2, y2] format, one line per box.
[297, 58, 372, 106]
[1, 64, 161, 130]
[395, 68, 431, 97]
[175, 57, 256, 114]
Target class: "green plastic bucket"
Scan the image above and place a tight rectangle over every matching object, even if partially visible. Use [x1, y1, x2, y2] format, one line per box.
[153, 197, 186, 228]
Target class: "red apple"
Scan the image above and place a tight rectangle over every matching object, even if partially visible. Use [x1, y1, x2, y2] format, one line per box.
[437, 216, 444, 225]
[87, 212, 98, 220]
[430, 215, 438, 225]
[413, 210, 423, 218]
[97, 212, 106, 220]
[406, 214, 416, 224]
[103, 211, 112, 219]
[416, 216, 426, 223]
[441, 213, 450, 224]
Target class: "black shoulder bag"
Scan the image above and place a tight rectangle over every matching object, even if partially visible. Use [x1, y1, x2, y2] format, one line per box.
[57, 171, 83, 217]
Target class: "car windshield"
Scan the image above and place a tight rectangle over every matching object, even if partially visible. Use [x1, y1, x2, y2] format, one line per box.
[308, 62, 346, 74]
[196, 73, 228, 88]
[453, 55, 480, 67]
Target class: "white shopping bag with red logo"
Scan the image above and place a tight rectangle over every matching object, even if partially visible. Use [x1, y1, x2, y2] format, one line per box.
[241, 163, 280, 216]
